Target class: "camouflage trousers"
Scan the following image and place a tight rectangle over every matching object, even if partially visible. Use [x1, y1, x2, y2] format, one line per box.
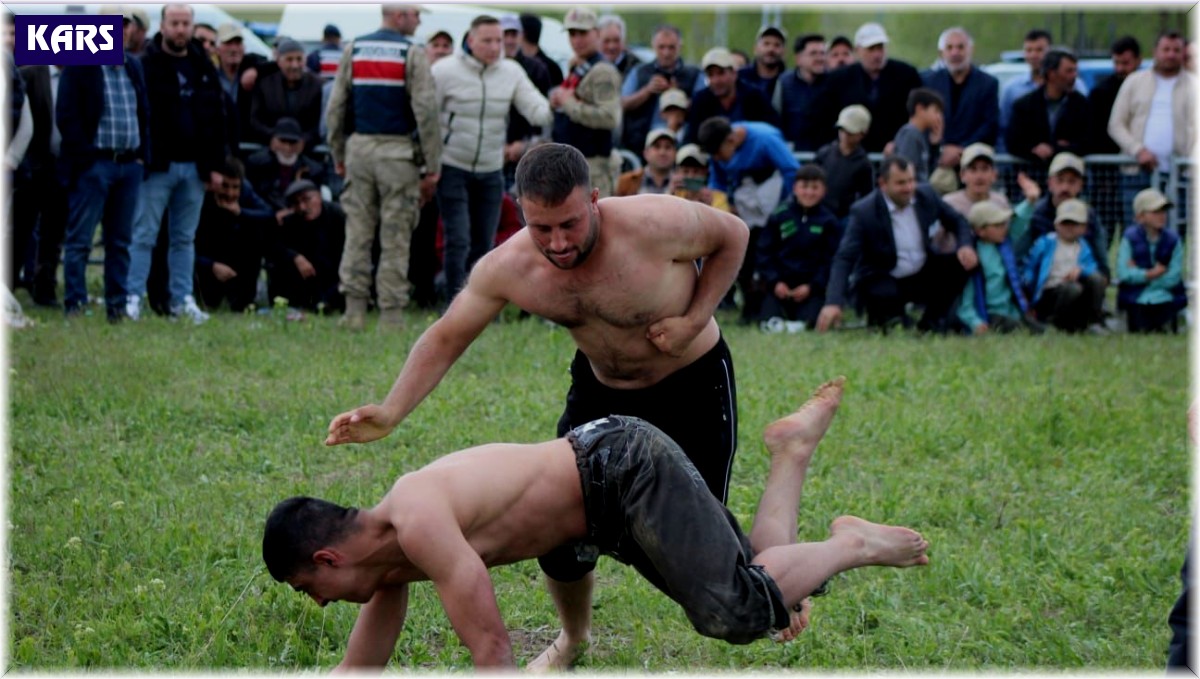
[338, 134, 421, 310]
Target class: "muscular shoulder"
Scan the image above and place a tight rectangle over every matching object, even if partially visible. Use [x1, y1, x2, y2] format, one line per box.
[465, 231, 537, 297]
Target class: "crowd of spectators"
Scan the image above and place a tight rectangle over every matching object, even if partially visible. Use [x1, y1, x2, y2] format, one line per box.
[3, 5, 1193, 334]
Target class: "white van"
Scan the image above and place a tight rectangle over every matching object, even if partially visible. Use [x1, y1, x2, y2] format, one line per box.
[276, 3, 571, 69]
[5, 3, 273, 56]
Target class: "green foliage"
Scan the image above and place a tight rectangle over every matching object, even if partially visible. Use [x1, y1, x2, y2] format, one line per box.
[8, 309, 1188, 670]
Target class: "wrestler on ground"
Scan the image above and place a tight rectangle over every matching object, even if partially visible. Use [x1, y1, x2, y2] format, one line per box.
[271, 378, 930, 670]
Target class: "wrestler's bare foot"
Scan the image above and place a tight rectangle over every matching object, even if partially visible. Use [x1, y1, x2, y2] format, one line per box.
[772, 598, 812, 643]
[527, 631, 590, 673]
[830, 515, 930, 568]
[763, 376, 846, 461]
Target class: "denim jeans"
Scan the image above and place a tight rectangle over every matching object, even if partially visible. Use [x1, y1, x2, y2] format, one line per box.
[62, 159, 143, 314]
[436, 165, 504, 299]
[127, 161, 205, 305]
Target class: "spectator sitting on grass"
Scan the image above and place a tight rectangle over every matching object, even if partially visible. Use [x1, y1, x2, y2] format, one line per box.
[616, 128, 677, 196]
[891, 88, 944, 184]
[194, 156, 276, 313]
[667, 143, 730, 212]
[246, 117, 327, 212]
[1014, 152, 1110, 280]
[1021, 198, 1106, 334]
[756, 165, 841, 333]
[1116, 188, 1187, 333]
[815, 105, 874, 223]
[955, 201, 1043, 336]
[268, 179, 345, 313]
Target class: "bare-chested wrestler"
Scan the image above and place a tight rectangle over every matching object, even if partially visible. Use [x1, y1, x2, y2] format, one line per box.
[325, 143, 751, 668]
[270, 379, 930, 671]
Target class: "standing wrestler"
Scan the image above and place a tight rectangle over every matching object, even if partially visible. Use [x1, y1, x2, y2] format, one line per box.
[326, 142, 749, 669]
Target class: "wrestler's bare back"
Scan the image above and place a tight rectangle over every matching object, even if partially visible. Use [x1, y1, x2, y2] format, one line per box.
[373, 439, 588, 584]
[479, 195, 722, 388]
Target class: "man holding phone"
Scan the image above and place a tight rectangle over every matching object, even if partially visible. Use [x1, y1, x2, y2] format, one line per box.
[615, 128, 678, 196]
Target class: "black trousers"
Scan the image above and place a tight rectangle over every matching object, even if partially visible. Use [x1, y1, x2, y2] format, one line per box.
[858, 253, 969, 329]
[11, 165, 68, 302]
[196, 255, 262, 313]
[1034, 274, 1106, 332]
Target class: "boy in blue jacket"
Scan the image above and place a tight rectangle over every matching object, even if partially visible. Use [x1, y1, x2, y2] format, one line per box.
[1116, 188, 1187, 333]
[756, 165, 842, 332]
[956, 201, 1044, 335]
[1021, 198, 1106, 333]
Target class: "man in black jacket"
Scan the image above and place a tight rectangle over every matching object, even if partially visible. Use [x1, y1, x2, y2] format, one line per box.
[249, 39, 324, 147]
[245, 117, 327, 211]
[57, 54, 152, 321]
[126, 4, 229, 323]
[817, 23, 922, 153]
[268, 179, 345, 312]
[1006, 48, 1090, 165]
[195, 156, 275, 312]
[816, 156, 977, 333]
[13, 64, 66, 307]
[682, 47, 781, 147]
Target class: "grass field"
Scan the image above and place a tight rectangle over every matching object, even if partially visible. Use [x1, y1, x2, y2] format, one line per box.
[7, 305, 1191, 670]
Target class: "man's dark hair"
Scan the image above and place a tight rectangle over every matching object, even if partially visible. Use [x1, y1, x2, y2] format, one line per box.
[515, 143, 590, 205]
[794, 33, 825, 54]
[878, 155, 913, 181]
[1111, 35, 1141, 59]
[470, 15, 499, 31]
[697, 117, 734, 156]
[519, 13, 542, 44]
[262, 497, 359, 582]
[795, 164, 826, 183]
[195, 22, 217, 34]
[829, 35, 852, 51]
[1025, 29, 1052, 43]
[220, 155, 245, 180]
[730, 48, 750, 64]
[651, 24, 681, 41]
[1157, 31, 1185, 49]
[906, 87, 944, 117]
[1041, 48, 1077, 78]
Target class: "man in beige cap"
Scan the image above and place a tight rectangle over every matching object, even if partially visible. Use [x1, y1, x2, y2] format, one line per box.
[548, 7, 622, 197]
[942, 142, 1042, 247]
[326, 3, 441, 330]
[615, 128, 677, 196]
[1115, 187, 1187, 332]
[669, 143, 730, 211]
[813, 104, 874, 221]
[125, 5, 149, 56]
[817, 22, 922, 153]
[657, 87, 689, 140]
[1022, 198, 1107, 333]
[682, 46, 780, 146]
[1014, 152, 1109, 280]
[956, 201, 1042, 335]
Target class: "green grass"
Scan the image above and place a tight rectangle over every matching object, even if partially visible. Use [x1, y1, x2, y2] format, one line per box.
[7, 304, 1190, 670]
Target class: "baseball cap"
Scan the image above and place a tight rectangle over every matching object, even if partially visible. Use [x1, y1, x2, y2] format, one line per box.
[276, 39, 304, 55]
[854, 22, 889, 48]
[677, 144, 709, 166]
[701, 47, 736, 71]
[658, 88, 689, 112]
[835, 105, 871, 134]
[217, 22, 244, 44]
[499, 15, 522, 32]
[757, 25, 786, 42]
[967, 201, 1013, 229]
[1133, 188, 1172, 214]
[644, 128, 677, 150]
[284, 179, 319, 203]
[960, 143, 996, 169]
[563, 7, 598, 31]
[323, 23, 341, 38]
[126, 5, 149, 30]
[1048, 152, 1085, 177]
[426, 28, 453, 42]
[1055, 198, 1089, 224]
[272, 117, 304, 142]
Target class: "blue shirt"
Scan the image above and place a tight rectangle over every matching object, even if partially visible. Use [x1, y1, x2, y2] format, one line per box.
[709, 121, 798, 201]
[95, 63, 140, 151]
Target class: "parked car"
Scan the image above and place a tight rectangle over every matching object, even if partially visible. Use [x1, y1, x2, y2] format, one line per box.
[5, 3, 273, 56]
[276, 4, 572, 69]
[981, 57, 1150, 93]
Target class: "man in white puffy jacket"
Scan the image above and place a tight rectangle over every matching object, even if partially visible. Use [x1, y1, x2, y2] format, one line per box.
[432, 15, 552, 301]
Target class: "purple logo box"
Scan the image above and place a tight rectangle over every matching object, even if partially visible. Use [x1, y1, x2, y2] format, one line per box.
[14, 15, 124, 66]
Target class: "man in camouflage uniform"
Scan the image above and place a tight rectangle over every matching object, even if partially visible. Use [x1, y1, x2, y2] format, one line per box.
[326, 4, 441, 330]
[549, 8, 622, 197]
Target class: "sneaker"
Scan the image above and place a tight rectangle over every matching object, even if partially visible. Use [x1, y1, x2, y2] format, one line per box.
[1086, 322, 1111, 336]
[125, 294, 141, 321]
[759, 316, 786, 334]
[784, 320, 807, 334]
[170, 295, 210, 325]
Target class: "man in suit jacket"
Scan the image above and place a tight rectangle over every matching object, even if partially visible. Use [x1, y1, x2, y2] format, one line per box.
[249, 39, 324, 147]
[1006, 49, 1090, 164]
[920, 27, 999, 166]
[816, 156, 977, 333]
[817, 23, 923, 153]
[12, 64, 67, 307]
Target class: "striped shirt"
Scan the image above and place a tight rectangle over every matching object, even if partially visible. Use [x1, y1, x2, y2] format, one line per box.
[95, 63, 139, 152]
